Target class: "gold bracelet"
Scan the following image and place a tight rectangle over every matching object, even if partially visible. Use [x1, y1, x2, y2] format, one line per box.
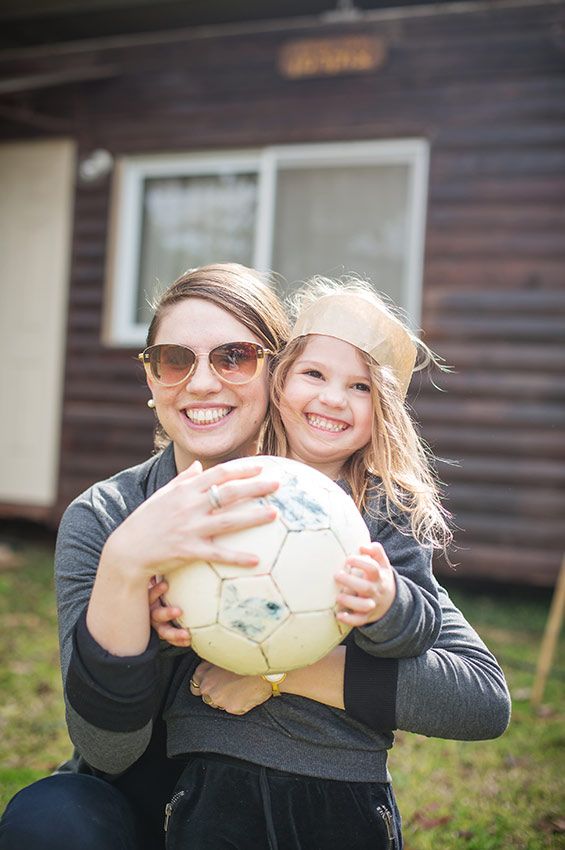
[261, 672, 287, 697]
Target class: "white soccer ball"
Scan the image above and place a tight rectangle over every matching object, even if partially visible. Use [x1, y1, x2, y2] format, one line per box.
[163, 456, 370, 675]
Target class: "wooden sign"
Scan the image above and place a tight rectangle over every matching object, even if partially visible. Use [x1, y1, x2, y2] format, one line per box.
[279, 35, 386, 80]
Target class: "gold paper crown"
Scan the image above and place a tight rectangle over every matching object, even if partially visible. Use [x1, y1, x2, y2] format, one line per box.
[289, 292, 417, 398]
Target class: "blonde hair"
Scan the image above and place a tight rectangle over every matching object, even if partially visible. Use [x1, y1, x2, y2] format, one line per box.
[264, 276, 452, 552]
[146, 263, 290, 451]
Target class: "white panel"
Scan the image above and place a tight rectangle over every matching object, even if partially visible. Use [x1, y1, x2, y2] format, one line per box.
[0, 139, 75, 506]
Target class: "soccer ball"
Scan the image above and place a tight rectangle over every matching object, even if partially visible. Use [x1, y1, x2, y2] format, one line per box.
[163, 456, 370, 675]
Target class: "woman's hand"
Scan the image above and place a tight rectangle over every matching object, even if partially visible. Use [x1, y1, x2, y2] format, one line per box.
[335, 542, 396, 627]
[88, 458, 278, 657]
[189, 661, 272, 715]
[149, 578, 191, 647]
[102, 458, 280, 583]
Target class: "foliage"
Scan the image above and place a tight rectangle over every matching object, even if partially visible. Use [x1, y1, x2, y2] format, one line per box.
[0, 543, 563, 848]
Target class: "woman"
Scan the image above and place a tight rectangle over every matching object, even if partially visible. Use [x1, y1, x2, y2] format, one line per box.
[0, 264, 510, 850]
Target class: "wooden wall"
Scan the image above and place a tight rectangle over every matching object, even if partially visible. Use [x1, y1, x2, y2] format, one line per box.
[0, 0, 563, 584]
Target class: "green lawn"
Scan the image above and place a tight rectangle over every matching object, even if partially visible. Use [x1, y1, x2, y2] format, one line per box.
[0, 541, 564, 848]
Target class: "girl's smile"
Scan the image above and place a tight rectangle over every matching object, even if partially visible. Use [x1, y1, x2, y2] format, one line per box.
[280, 334, 373, 480]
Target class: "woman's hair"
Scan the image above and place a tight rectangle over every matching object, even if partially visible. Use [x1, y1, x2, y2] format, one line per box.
[146, 263, 290, 450]
[264, 275, 452, 552]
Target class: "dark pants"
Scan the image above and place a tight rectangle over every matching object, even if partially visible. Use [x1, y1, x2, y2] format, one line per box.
[0, 774, 139, 850]
[166, 754, 403, 850]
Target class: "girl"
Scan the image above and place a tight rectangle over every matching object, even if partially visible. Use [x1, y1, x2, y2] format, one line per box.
[268, 276, 452, 653]
[161, 278, 458, 849]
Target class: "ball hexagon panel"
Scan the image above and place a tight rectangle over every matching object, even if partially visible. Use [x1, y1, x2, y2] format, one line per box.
[190, 623, 269, 676]
[165, 560, 220, 629]
[326, 487, 371, 556]
[211, 515, 288, 580]
[219, 575, 290, 642]
[271, 529, 345, 612]
[262, 610, 348, 672]
[268, 475, 331, 532]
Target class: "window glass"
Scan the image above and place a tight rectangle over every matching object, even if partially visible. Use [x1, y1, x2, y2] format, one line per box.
[136, 173, 257, 323]
[271, 164, 409, 304]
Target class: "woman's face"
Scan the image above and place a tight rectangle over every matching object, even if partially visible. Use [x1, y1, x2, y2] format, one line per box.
[279, 335, 374, 480]
[148, 298, 270, 471]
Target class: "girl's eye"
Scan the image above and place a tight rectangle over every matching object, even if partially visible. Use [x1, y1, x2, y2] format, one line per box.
[353, 382, 371, 393]
[304, 369, 324, 379]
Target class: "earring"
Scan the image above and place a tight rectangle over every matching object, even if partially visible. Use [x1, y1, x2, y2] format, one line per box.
[147, 398, 156, 409]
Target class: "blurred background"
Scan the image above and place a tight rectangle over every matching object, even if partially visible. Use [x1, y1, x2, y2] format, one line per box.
[0, 0, 564, 845]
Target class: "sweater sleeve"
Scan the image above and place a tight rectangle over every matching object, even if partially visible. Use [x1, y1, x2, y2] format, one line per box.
[55, 490, 162, 774]
[344, 584, 510, 740]
[353, 506, 442, 657]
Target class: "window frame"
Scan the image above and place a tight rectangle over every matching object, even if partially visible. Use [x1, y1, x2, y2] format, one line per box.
[104, 139, 429, 347]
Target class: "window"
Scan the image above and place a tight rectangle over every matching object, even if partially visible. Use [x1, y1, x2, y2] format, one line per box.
[105, 140, 429, 346]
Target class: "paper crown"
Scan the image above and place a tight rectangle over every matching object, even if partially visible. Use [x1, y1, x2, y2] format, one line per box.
[289, 292, 417, 398]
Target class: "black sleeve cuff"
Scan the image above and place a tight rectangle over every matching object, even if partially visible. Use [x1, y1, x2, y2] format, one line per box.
[66, 608, 161, 732]
[343, 636, 399, 731]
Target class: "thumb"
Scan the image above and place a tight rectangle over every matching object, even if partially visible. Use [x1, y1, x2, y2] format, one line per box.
[180, 459, 203, 479]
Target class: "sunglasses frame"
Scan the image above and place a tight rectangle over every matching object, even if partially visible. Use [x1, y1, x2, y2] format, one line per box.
[138, 341, 274, 387]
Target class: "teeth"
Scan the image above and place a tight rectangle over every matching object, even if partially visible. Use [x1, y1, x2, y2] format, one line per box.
[306, 414, 348, 433]
[185, 407, 231, 424]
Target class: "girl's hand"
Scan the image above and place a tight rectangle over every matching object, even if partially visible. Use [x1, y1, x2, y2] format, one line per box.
[148, 578, 191, 647]
[334, 542, 396, 627]
[189, 661, 272, 715]
[102, 458, 280, 584]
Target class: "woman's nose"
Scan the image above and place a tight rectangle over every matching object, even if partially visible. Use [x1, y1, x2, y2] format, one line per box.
[184, 355, 222, 393]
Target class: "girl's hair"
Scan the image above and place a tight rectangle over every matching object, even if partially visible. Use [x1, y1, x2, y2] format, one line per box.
[264, 275, 452, 552]
[146, 263, 290, 450]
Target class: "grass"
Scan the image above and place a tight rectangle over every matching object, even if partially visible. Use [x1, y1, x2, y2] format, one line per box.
[391, 584, 565, 850]
[0, 539, 564, 848]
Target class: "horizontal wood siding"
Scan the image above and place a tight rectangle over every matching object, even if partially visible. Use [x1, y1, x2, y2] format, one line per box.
[0, 0, 563, 584]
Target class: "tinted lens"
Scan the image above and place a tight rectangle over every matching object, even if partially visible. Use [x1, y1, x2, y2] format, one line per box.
[210, 342, 261, 383]
[148, 344, 195, 385]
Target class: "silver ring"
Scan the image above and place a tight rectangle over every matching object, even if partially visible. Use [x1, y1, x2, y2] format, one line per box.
[208, 484, 222, 511]
[189, 679, 200, 690]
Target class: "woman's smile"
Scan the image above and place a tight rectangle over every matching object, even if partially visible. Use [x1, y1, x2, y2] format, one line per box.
[183, 405, 234, 427]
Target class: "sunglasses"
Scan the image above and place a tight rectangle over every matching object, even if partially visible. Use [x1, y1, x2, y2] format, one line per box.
[138, 342, 274, 387]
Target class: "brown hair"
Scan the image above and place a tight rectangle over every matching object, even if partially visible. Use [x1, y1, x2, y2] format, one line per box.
[146, 263, 290, 450]
[263, 277, 452, 552]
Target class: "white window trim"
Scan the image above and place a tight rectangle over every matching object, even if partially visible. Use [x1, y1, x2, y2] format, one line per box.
[104, 139, 429, 347]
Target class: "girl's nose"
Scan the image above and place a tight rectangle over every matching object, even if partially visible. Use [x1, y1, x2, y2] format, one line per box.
[319, 386, 347, 409]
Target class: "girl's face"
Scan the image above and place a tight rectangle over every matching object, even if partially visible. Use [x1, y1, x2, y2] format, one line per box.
[148, 298, 270, 471]
[280, 335, 374, 480]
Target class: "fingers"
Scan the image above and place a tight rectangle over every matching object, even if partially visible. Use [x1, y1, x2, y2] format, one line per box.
[154, 622, 192, 646]
[183, 460, 203, 478]
[336, 607, 378, 627]
[196, 460, 268, 490]
[148, 580, 191, 646]
[150, 602, 182, 624]
[148, 580, 167, 607]
[336, 554, 383, 591]
[335, 548, 396, 626]
[359, 542, 390, 567]
[207, 502, 277, 537]
[206, 477, 280, 510]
